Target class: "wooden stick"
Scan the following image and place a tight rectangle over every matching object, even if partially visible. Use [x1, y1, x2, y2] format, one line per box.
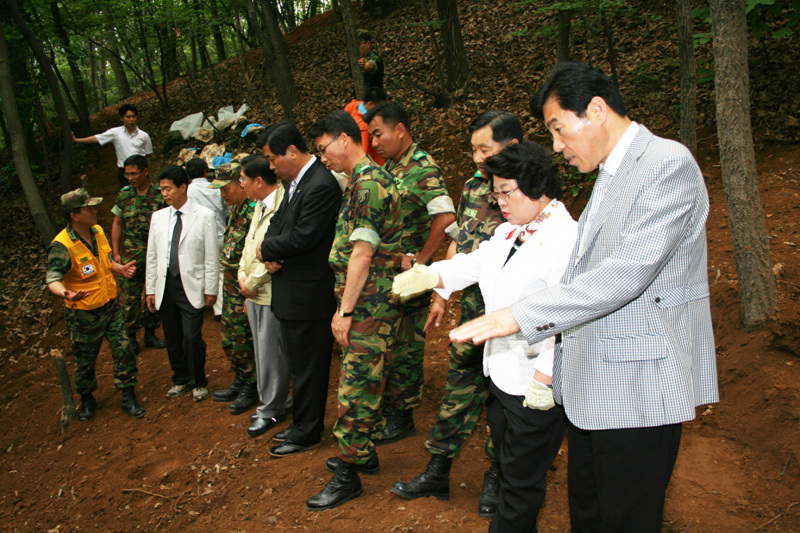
[121, 488, 174, 500]
[51, 350, 75, 434]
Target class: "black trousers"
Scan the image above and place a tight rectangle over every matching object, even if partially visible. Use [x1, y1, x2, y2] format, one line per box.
[117, 167, 128, 189]
[280, 317, 333, 446]
[567, 419, 682, 533]
[159, 273, 207, 388]
[486, 380, 566, 533]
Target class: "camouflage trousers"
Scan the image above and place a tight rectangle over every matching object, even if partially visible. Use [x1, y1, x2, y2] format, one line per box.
[384, 294, 428, 411]
[64, 298, 138, 395]
[333, 275, 400, 464]
[118, 257, 160, 332]
[425, 286, 495, 461]
[221, 268, 256, 383]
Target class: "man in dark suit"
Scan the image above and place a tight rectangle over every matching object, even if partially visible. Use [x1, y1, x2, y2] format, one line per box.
[257, 122, 342, 456]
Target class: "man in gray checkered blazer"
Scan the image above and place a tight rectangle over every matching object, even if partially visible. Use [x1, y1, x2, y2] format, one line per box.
[451, 62, 719, 532]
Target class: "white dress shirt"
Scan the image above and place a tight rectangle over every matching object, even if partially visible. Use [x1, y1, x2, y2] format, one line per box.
[94, 125, 153, 168]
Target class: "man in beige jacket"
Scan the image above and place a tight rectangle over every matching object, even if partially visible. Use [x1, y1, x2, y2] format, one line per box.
[237, 157, 291, 437]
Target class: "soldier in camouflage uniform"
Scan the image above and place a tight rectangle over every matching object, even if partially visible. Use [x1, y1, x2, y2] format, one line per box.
[207, 162, 258, 415]
[47, 188, 147, 422]
[305, 110, 403, 512]
[390, 111, 523, 517]
[111, 154, 166, 354]
[363, 101, 456, 444]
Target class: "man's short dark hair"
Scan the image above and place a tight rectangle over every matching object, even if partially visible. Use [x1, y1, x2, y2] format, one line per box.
[158, 165, 190, 188]
[363, 101, 410, 135]
[63, 208, 80, 223]
[119, 103, 138, 117]
[483, 140, 563, 201]
[259, 122, 308, 156]
[309, 110, 362, 143]
[240, 154, 267, 166]
[242, 159, 278, 186]
[531, 62, 627, 120]
[185, 158, 208, 179]
[359, 31, 373, 43]
[123, 154, 148, 170]
[469, 111, 523, 145]
[365, 87, 387, 105]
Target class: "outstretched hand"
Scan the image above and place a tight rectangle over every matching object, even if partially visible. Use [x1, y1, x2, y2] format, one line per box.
[449, 308, 520, 345]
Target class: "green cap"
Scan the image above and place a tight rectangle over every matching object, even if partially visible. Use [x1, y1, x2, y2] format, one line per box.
[61, 188, 102, 210]
[208, 162, 243, 189]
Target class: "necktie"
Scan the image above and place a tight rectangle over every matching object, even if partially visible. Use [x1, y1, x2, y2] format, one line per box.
[169, 211, 182, 276]
[288, 180, 298, 201]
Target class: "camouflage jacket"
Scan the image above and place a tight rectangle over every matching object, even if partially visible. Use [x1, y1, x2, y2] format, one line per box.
[384, 142, 454, 256]
[329, 155, 403, 295]
[454, 170, 504, 255]
[220, 199, 255, 272]
[111, 182, 165, 262]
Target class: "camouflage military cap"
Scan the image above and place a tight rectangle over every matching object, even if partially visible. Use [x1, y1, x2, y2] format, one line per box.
[61, 188, 102, 210]
[208, 162, 243, 189]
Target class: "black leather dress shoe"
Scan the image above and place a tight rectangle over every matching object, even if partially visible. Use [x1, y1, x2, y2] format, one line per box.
[269, 440, 320, 457]
[326, 455, 380, 475]
[247, 414, 286, 437]
[272, 427, 291, 442]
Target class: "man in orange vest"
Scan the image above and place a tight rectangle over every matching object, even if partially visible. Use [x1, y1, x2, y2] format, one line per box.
[46, 188, 146, 422]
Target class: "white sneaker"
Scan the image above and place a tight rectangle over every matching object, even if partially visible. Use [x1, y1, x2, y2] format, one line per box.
[193, 387, 209, 402]
[166, 384, 189, 398]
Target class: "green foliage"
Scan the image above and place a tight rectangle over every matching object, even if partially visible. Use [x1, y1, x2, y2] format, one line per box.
[693, 0, 800, 40]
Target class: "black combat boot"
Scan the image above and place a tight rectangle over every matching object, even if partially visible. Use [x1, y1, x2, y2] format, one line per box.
[326, 454, 380, 475]
[306, 461, 363, 511]
[229, 382, 259, 415]
[78, 393, 97, 422]
[127, 329, 142, 356]
[478, 462, 500, 518]
[390, 454, 451, 501]
[121, 388, 146, 419]
[213, 374, 244, 402]
[375, 407, 416, 445]
[143, 328, 166, 349]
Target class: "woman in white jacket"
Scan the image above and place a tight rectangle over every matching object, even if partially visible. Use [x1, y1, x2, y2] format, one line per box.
[393, 140, 577, 533]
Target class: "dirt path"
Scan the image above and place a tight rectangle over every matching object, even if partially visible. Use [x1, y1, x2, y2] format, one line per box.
[0, 138, 799, 533]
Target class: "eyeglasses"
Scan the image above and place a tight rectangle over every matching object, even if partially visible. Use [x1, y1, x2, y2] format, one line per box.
[490, 187, 520, 202]
[124, 171, 141, 178]
[317, 135, 340, 156]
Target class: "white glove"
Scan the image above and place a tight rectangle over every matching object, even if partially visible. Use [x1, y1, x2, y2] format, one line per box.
[522, 378, 555, 411]
[392, 264, 439, 302]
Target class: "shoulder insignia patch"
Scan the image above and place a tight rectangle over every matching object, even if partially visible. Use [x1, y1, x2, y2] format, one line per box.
[357, 188, 370, 205]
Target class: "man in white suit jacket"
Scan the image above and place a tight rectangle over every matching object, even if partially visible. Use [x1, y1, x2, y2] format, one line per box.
[451, 62, 718, 532]
[146, 165, 220, 402]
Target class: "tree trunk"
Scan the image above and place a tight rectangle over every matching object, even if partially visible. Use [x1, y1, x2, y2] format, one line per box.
[105, 27, 133, 100]
[339, 0, 364, 100]
[436, 0, 470, 91]
[260, 0, 298, 117]
[0, 23, 57, 245]
[600, 14, 619, 87]
[210, 0, 227, 61]
[280, 0, 297, 30]
[243, 0, 279, 113]
[306, 0, 320, 19]
[557, 9, 571, 63]
[50, 1, 91, 136]
[6, 0, 73, 193]
[676, 0, 697, 156]
[711, 0, 776, 328]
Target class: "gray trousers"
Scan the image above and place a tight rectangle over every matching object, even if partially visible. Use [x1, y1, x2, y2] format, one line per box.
[246, 300, 291, 419]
